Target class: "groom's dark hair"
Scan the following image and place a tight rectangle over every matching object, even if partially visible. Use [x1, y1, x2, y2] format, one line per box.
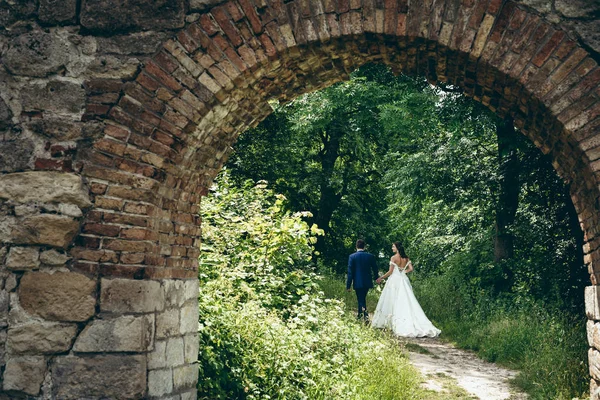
[356, 239, 366, 249]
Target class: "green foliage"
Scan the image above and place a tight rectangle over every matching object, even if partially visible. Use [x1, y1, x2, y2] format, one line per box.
[376, 78, 589, 398]
[198, 172, 430, 399]
[227, 64, 428, 269]
[510, 144, 587, 312]
[228, 62, 587, 308]
[381, 87, 587, 310]
[200, 172, 321, 314]
[381, 90, 499, 273]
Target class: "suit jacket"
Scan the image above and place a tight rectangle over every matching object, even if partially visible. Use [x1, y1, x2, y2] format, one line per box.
[346, 250, 378, 290]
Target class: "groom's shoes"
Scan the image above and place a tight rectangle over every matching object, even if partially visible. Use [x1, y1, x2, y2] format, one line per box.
[357, 312, 370, 325]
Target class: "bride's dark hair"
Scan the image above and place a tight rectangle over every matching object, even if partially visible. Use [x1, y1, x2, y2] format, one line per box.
[393, 242, 407, 258]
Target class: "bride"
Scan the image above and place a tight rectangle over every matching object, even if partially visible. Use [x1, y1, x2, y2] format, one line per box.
[371, 242, 441, 338]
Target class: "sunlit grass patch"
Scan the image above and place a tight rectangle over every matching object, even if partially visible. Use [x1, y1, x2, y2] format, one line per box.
[318, 274, 381, 314]
[420, 372, 478, 400]
[404, 342, 436, 356]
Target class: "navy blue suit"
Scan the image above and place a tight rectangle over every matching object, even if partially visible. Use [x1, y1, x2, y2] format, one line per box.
[347, 250, 378, 320]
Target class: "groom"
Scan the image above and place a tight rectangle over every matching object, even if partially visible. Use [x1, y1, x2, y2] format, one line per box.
[346, 239, 378, 322]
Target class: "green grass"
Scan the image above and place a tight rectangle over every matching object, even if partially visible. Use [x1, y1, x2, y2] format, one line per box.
[318, 274, 382, 314]
[317, 275, 498, 400]
[420, 372, 478, 399]
[413, 274, 590, 400]
[404, 342, 436, 356]
[199, 298, 426, 400]
[198, 272, 479, 400]
[319, 273, 590, 400]
[199, 272, 473, 400]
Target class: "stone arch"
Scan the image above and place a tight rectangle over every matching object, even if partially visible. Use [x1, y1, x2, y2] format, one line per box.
[0, 0, 599, 398]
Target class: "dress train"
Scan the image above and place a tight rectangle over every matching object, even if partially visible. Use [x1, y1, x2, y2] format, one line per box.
[371, 262, 441, 338]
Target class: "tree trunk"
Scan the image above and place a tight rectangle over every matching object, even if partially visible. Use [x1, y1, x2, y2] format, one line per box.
[494, 118, 520, 289]
[313, 129, 343, 257]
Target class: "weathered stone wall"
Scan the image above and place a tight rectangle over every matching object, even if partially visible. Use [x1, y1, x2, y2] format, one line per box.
[1, 2, 202, 398]
[0, 0, 598, 398]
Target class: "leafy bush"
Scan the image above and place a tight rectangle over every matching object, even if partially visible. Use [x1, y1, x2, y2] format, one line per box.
[198, 172, 428, 399]
[200, 172, 321, 314]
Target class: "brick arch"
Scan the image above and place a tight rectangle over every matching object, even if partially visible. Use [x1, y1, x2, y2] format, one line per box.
[1, 0, 599, 398]
[80, 0, 600, 280]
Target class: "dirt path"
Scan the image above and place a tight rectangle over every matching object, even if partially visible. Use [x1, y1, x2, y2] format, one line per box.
[401, 337, 528, 400]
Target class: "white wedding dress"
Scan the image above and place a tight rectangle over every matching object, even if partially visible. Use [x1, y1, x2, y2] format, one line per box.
[371, 261, 441, 337]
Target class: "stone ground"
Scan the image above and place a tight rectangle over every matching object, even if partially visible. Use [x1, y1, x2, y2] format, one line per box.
[401, 337, 529, 400]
